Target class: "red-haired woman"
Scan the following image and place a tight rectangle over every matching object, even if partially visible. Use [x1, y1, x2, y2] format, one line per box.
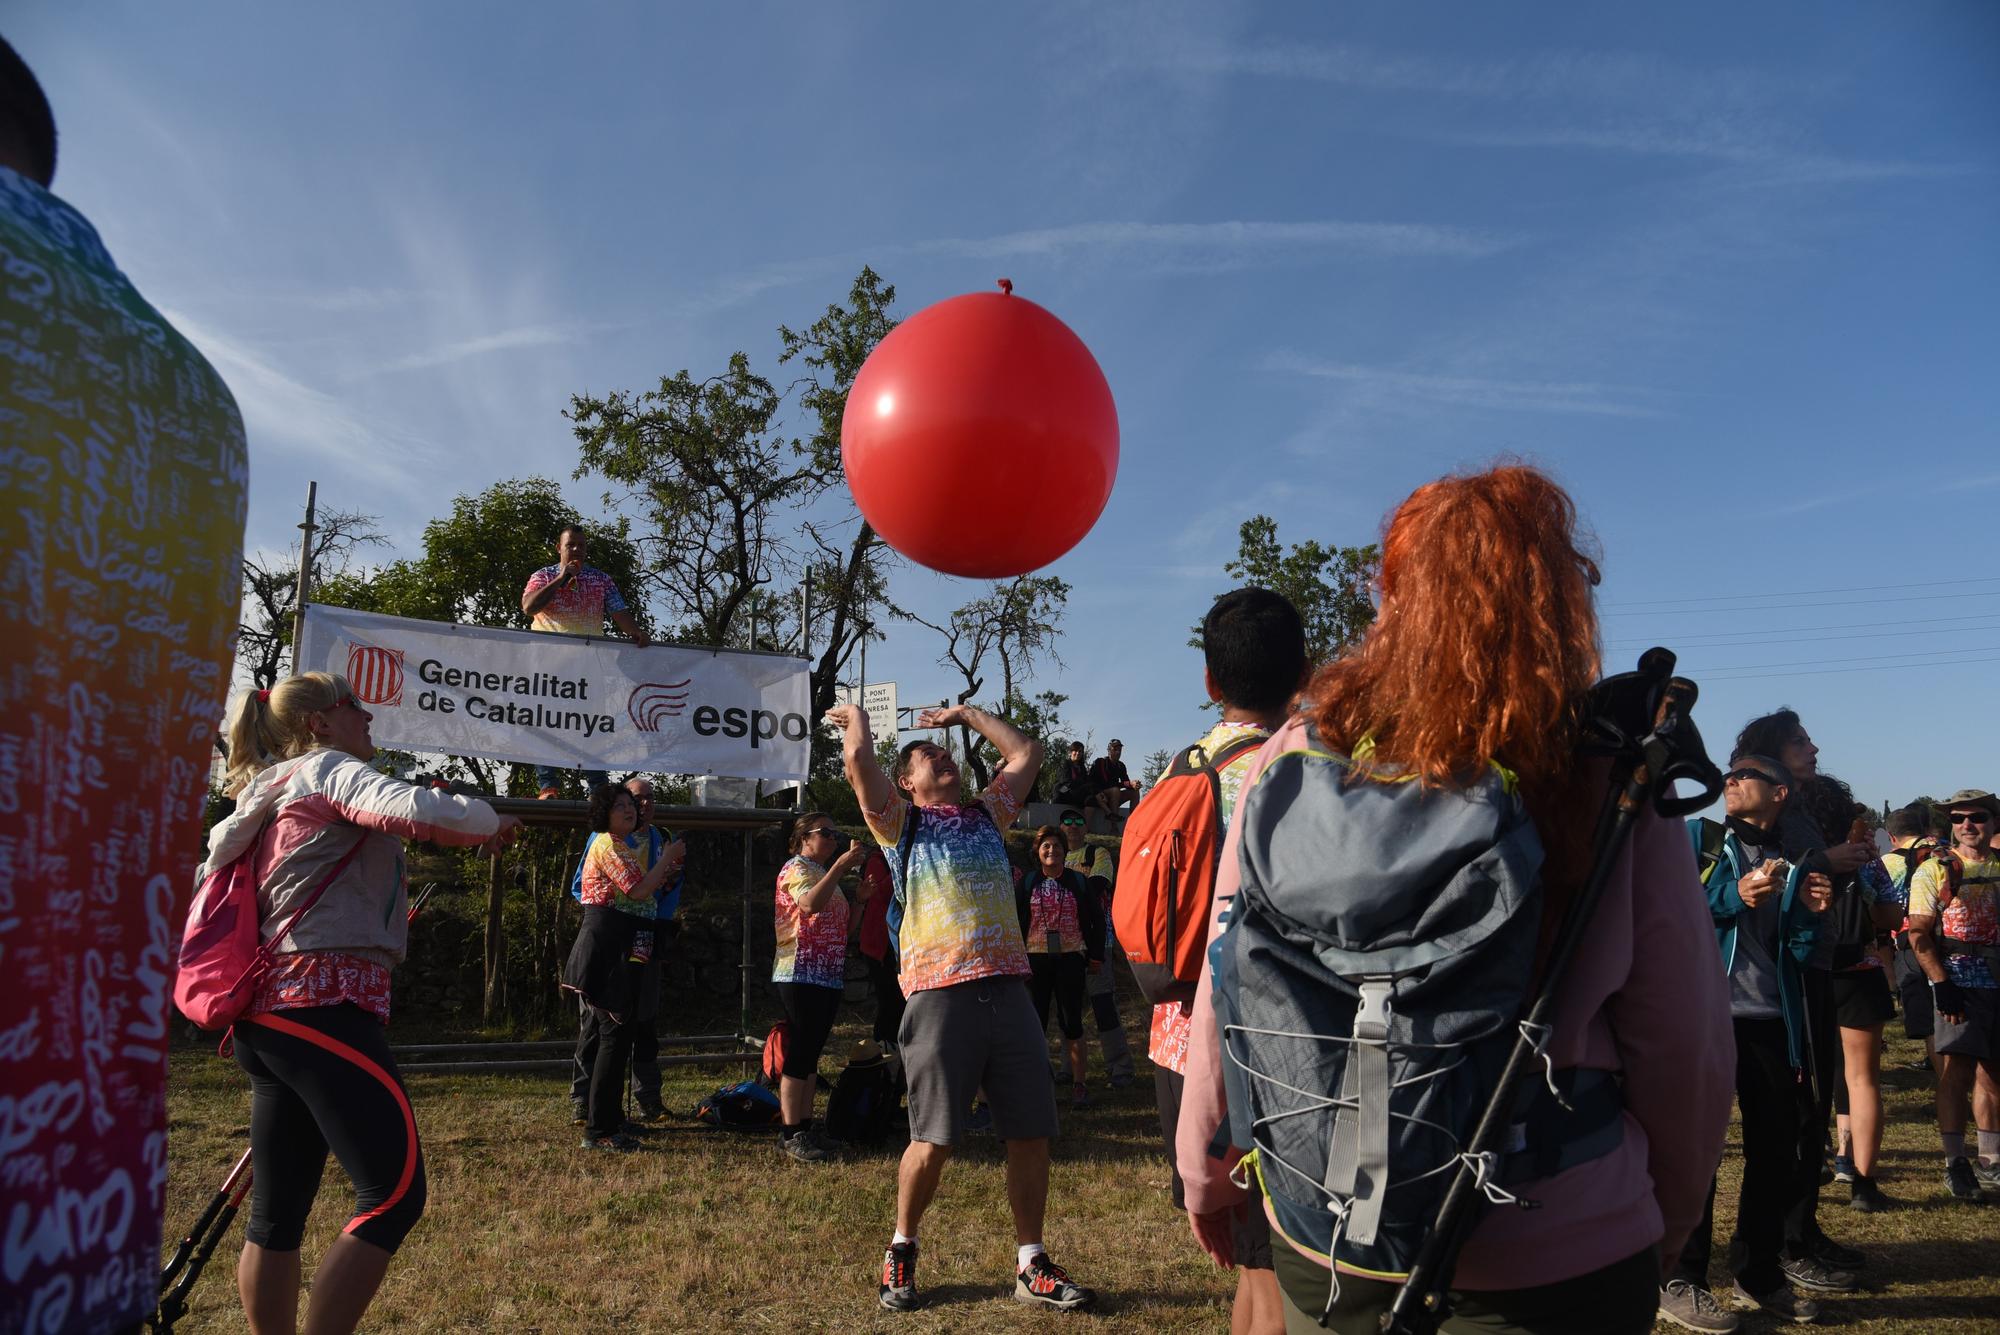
[1174, 466, 1735, 1334]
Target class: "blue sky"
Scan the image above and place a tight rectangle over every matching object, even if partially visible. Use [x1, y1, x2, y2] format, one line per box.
[15, 3, 1998, 810]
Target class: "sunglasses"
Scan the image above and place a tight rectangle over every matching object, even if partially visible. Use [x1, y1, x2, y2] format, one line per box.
[1723, 768, 1780, 786]
[1949, 811, 1992, 826]
[806, 826, 838, 837]
[1060, 817, 1085, 826]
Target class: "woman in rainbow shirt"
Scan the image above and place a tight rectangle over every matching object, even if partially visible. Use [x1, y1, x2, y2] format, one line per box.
[773, 812, 872, 1161]
[563, 782, 684, 1151]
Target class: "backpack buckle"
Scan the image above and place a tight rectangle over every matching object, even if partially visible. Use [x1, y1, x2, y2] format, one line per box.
[1354, 978, 1394, 1042]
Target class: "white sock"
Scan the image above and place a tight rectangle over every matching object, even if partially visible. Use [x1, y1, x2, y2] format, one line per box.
[1979, 1130, 2000, 1163]
[1942, 1130, 1967, 1161]
[892, 1231, 916, 1248]
[1017, 1242, 1045, 1271]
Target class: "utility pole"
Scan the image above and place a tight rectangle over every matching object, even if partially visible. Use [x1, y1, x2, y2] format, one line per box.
[289, 481, 318, 674]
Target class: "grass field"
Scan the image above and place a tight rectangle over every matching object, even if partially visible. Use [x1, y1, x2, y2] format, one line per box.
[158, 1009, 2000, 1332]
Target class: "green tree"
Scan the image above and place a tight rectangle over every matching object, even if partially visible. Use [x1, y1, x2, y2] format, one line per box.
[1196, 515, 1379, 668]
[1141, 747, 1174, 788]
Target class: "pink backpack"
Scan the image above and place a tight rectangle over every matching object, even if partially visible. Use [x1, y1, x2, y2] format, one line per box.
[174, 825, 363, 1030]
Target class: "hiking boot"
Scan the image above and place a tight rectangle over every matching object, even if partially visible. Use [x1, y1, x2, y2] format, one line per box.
[1975, 1159, 2000, 1192]
[570, 1102, 588, 1126]
[1015, 1253, 1095, 1310]
[1807, 1234, 1866, 1270]
[1108, 1069, 1135, 1090]
[1849, 1175, 1889, 1213]
[807, 1123, 845, 1153]
[632, 1102, 669, 1124]
[1657, 1280, 1741, 1333]
[1945, 1156, 1987, 1201]
[779, 1130, 832, 1163]
[1830, 1153, 1855, 1184]
[1071, 1082, 1091, 1109]
[879, 1242, 919, 1311]
[1731, 1281, 1818, 1324]
[579, 1132, 641, 1152]
[1780, 1255, 1857, 1293]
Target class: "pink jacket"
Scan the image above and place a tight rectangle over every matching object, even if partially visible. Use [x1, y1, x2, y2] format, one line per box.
[1175, 716, 1734, 1288]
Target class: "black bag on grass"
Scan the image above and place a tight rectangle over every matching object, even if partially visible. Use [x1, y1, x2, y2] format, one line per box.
[826, 1044, 900, 1145]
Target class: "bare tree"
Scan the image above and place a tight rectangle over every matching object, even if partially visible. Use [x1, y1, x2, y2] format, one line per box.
[237, 508, 388, 688]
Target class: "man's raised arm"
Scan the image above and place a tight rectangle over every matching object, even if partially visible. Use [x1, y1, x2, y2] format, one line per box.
[827, 703, 894, 816]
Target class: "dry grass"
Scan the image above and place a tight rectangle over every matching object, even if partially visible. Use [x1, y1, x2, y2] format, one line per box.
[160, 1011, 2000, 1332]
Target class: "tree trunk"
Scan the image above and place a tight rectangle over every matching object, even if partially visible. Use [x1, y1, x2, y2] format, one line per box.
[482, 851, 506, 1024]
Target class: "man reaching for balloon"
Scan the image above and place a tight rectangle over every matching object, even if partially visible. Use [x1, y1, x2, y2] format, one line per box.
[826, 699, 1098, 1314]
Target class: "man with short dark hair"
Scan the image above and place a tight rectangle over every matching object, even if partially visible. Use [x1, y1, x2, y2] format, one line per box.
[520, 525, 649, 797]
[1168, 588, 1308, 1335]
[1089, 739, 1140, 818]
[1906, 788, 2000, 1201]
[827, 699, 1095, 1313]
[567, 778, 684, 1124]
[1876, 805, 1943, 1062]
[1665, 755, 1836, 1329]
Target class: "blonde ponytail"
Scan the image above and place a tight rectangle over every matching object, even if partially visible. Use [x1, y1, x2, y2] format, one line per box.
[221, 672, 353, 795]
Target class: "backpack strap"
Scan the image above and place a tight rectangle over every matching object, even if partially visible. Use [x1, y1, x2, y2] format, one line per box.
[884, 803, 921, 969]
[1322, 976, 1395, 1247]
[1694, 818, 1728, 885]
[261, 832, 369, 956]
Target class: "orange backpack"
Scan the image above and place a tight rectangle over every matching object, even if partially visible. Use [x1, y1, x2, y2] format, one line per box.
[1112, 735, 1264, 1004]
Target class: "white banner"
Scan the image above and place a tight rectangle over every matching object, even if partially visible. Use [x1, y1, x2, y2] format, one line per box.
[296, 605, 812, 781]
[838, 680, 898, 747]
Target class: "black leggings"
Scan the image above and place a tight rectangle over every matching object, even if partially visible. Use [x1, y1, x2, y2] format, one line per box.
[776, 982, 841, 1079]
[1029, 952, 1087, 1040]
[233, 1004, 427, 1254]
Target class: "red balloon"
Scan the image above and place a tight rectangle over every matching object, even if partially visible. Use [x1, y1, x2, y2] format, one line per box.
[842, 282, 1118, 578]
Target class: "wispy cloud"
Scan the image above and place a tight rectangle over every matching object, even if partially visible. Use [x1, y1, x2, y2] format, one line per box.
[1269, 353, 1666, 419]
[358, 321, 611, 377]
[914, 219, 1512, 263]
[163, 307, 436, 485]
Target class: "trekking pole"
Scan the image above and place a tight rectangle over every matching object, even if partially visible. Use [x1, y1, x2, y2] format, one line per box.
[1382, 648, 1724, 1335]
[151, 871, 453, 1332]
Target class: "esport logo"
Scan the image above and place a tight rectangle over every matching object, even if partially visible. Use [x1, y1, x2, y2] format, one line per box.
[346, 644, 406, 707]
[627, 680, 692, 732]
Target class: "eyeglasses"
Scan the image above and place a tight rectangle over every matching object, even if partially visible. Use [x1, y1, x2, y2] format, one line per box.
[1723, 768, 1779, 786]
[805, 826, 837, 838]
[1949, 811, 1992, 826]
[1061, 817, 1085, 826]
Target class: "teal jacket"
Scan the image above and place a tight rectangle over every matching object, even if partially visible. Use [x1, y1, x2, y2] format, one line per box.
[1690, 818, 1822, 1070]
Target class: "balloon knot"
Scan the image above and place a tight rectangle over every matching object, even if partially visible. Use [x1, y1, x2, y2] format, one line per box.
[997, 278, 1013, 296]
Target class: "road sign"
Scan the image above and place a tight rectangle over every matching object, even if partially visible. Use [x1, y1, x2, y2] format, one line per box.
[837, 681, 898, 746]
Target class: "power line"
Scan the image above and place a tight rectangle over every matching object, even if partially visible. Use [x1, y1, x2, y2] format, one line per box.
[1600, 574, 2000, 610]
[1683, 642, 2000, 674]
[1607, 614, 2000, 650]
[1600, 589, 2000, 618]
[1693, 653, 2000, 684]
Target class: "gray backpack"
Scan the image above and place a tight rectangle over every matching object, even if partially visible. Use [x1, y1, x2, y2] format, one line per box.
[1211, 727, 1623, 1283]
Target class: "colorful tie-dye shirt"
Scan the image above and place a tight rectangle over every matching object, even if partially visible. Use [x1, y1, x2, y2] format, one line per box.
[522, 564, 631, 636]
[1025, 874, 1086, 955]
[581, 832, 658, 918]
[773, 854, 851, 988]
[864, 781, 1027, 995]
[1909, 853, 2000, 989]
[1150, 721, 1273, 1074]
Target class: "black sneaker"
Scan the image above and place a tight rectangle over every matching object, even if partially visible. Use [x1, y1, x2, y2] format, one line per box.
[1015, 1253, 1095, 1310]
[1849, 1175, 1889, 1213]
[1808, 1234, 1867, 1270]
[1780, 1255, 1857, 1292]
[570, 1102, 588, 1126]
[632, 1102, 670, 1124]
[779, 1130, 832, 1164]
[1731, 1281, 1818, 1324]
[1945, 1156, 1987, 1202]
[579, 1132, 641, 1152]
[879, 1242, 919, 1311]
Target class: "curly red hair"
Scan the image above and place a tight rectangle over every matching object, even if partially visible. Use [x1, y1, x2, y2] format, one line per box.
[1312, 464, 1601, 795]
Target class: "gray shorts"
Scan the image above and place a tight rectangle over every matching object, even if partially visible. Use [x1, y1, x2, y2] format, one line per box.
[898, 976, 1059, 1145]
[1934, 983, 1998, 1060]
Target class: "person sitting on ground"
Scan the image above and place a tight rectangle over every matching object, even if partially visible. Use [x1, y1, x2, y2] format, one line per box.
[520, 524, 650, 799]
[563, 782, 684, 1151]
[1088, 739, 1140, 819]
[209, 674, 517, 1335]
[1669, 754, 1836, 1327]
[569, 777, 683, 1126]
[773, 812, 874, 1162]
[1154, 586, 1307, 1335]
[1018, 825, 1104, 1109]
[826, 699, 1096, 1313]
[1176, 465, 1734, 1335]
[1905, 788, 2000, 1202]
